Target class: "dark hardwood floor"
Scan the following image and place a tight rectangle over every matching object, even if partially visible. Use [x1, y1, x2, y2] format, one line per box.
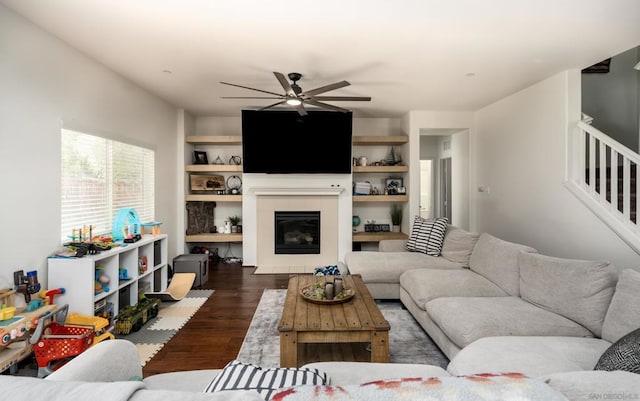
[142, 261, 290, 377]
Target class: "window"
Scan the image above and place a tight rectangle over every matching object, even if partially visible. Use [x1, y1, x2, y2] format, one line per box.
[61, 129, 155, 242]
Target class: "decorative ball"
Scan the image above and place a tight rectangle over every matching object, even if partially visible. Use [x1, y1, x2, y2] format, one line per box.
[352, 216, 361, 227]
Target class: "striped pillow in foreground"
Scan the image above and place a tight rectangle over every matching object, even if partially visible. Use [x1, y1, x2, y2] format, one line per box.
[204, 360, 328, 400]
[406, 216, 448, 256]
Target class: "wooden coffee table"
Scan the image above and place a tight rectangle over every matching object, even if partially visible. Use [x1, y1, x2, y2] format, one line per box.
[278, 275, 390, 367]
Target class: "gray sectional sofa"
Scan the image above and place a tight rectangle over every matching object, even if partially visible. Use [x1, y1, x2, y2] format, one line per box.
[343, 225, 640, 383]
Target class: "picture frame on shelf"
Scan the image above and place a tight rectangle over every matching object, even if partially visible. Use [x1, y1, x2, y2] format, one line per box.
[190, 174, 225, 193]
[193, 150, 209, 165]
[385, 177, 403, 195]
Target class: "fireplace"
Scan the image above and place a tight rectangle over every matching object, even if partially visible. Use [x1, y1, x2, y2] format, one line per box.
[274, 211, 321, 254]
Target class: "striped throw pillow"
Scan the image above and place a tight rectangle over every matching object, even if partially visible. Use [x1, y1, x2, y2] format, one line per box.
[406, 216, 448, 256]
[204, 360, 328, 400]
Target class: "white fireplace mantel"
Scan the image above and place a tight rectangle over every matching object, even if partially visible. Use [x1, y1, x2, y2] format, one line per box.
[250, 186, 345, 196]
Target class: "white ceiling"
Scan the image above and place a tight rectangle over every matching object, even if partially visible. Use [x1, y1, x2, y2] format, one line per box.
[3, 0, 640, 118]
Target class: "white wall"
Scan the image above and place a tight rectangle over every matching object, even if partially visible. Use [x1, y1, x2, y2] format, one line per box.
[474, 71, 640, 270]
[0, 6, 179, 293]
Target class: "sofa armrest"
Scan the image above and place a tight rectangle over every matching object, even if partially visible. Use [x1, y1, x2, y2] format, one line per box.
[379, 239, 408, 252]
[45, 339, 143, 382]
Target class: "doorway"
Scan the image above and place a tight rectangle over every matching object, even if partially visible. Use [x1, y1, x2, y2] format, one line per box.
[419, 160, 433, 218]
[440, 157, 452, 220]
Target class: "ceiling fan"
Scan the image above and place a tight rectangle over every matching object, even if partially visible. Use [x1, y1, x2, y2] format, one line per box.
[220, 72, 371, 116]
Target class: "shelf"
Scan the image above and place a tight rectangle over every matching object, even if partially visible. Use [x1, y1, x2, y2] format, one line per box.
[185, 194, 243, 202]
[186, 164, 243, 172]
[353, 165, 409, 173]
[186, 135, 242, 145]
[186, 233, 243, 243]
[353, 195, 408, 202]
[352, 135, 408, 145]
[352, 231, 409, 242]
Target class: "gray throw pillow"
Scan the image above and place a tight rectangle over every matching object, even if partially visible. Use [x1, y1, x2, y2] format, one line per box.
[602, 269, 640, 343]
[594, 328, 640, 374]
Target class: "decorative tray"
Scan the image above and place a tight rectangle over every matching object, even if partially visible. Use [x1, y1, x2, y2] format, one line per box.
[300, 283, 355, 305]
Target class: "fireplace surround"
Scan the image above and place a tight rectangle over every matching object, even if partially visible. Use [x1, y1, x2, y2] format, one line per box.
[241, 174, 352, 268]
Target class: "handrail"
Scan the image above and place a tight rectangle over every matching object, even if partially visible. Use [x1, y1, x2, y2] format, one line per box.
[577, 121, 640, 165]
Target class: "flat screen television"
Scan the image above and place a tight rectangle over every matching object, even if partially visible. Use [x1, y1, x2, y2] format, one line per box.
[241, 110, 353, 174]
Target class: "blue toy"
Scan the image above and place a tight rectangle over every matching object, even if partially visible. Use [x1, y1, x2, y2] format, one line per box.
[112, 208, 141, 241]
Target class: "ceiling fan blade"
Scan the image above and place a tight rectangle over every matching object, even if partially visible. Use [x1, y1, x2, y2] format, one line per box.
[305, 99, 350, 113]
[312, 96, 371, 101]
[273, 72, 296, 97]
[220, 81, 284, 97]
[258, 100, 287, 111]
[221, 96, 283, 99]
[294, 103, 308, 116]
[302, 80, 350, 97]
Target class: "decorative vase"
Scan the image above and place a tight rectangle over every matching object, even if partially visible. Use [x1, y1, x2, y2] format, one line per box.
[392, 225, 401, 232]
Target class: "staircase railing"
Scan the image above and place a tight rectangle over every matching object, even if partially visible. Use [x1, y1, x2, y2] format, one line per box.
[566, 120, 640, 253]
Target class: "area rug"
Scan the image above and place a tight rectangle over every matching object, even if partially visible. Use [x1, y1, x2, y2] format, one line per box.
[236, 289, 449, 368]
[116, 289, 214, 366]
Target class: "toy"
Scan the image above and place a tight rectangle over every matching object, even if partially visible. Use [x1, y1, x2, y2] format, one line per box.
[39, 288, 66, 305]
[94, 266, 110, 294]
[14, 270, 41, 303]
[112, 208, 142, 241]
[118, 267, 131, 280]
[141, 221, 163, 236]
[138, 256, 148, 274]
[114, 295, 160, 334]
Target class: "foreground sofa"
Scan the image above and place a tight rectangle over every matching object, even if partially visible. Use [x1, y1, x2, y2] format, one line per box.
[1, 339, 638, 401]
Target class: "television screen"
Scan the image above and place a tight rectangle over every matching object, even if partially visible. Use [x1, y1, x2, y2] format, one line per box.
[241, 110, 353, 174]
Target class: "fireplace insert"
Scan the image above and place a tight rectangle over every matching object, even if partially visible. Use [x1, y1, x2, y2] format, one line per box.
[274, 211, 320, 254]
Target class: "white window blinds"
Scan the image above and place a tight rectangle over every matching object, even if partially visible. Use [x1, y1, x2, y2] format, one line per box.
[61, 129, 155, 242]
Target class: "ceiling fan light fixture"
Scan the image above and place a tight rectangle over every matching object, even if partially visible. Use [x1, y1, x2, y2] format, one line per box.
[286, 98, 302, 106]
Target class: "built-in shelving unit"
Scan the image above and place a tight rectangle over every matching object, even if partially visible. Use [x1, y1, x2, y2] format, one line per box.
[352, 135, 409, 245]
[185, 135, 243, 248]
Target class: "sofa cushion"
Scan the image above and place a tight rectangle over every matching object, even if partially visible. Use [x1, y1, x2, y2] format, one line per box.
[400, 269, 507, 310]
[469, 233, 537, 296]
[406, 216, 448, 256]
[204, 360, 327, 400]
[519, 252, 617, 337]
[344, 251, 462, 284]
[440, 225, 480, 267]
[602, 268, 640, 343]
[447, 336, 612, 377]
[541, 371, 640, 401]
[301, 362, 449, 385]
[594, 327, 640, 373]
[426, 297, 593, 349]
[271, 374, 568, 401]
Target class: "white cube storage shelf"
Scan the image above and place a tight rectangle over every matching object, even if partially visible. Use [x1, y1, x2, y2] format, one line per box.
[48, 234, 168, 316]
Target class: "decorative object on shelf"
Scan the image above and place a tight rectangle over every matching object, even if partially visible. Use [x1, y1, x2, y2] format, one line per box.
[190, 174, 225, 193]
[138, 256, 148, 274]
[364, 222, 391, 232]
[352, 216, 361, 232]
[385, 146, 402, 166]
[391, 204, 403, 232]
[193, 150, 209, 165]
[94, 266, 110, 294]
[229, 155, 241, 165]
[224, 220, 231, 234]
[226, 175, 242, 195]
[229, 215, 241, 233]
[213, 155, 224, 165]
[354, 181, 372, 195]
[385, 177, 404, 195]
[358, 156, 368, 166]
[186, 202, 216, 235]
